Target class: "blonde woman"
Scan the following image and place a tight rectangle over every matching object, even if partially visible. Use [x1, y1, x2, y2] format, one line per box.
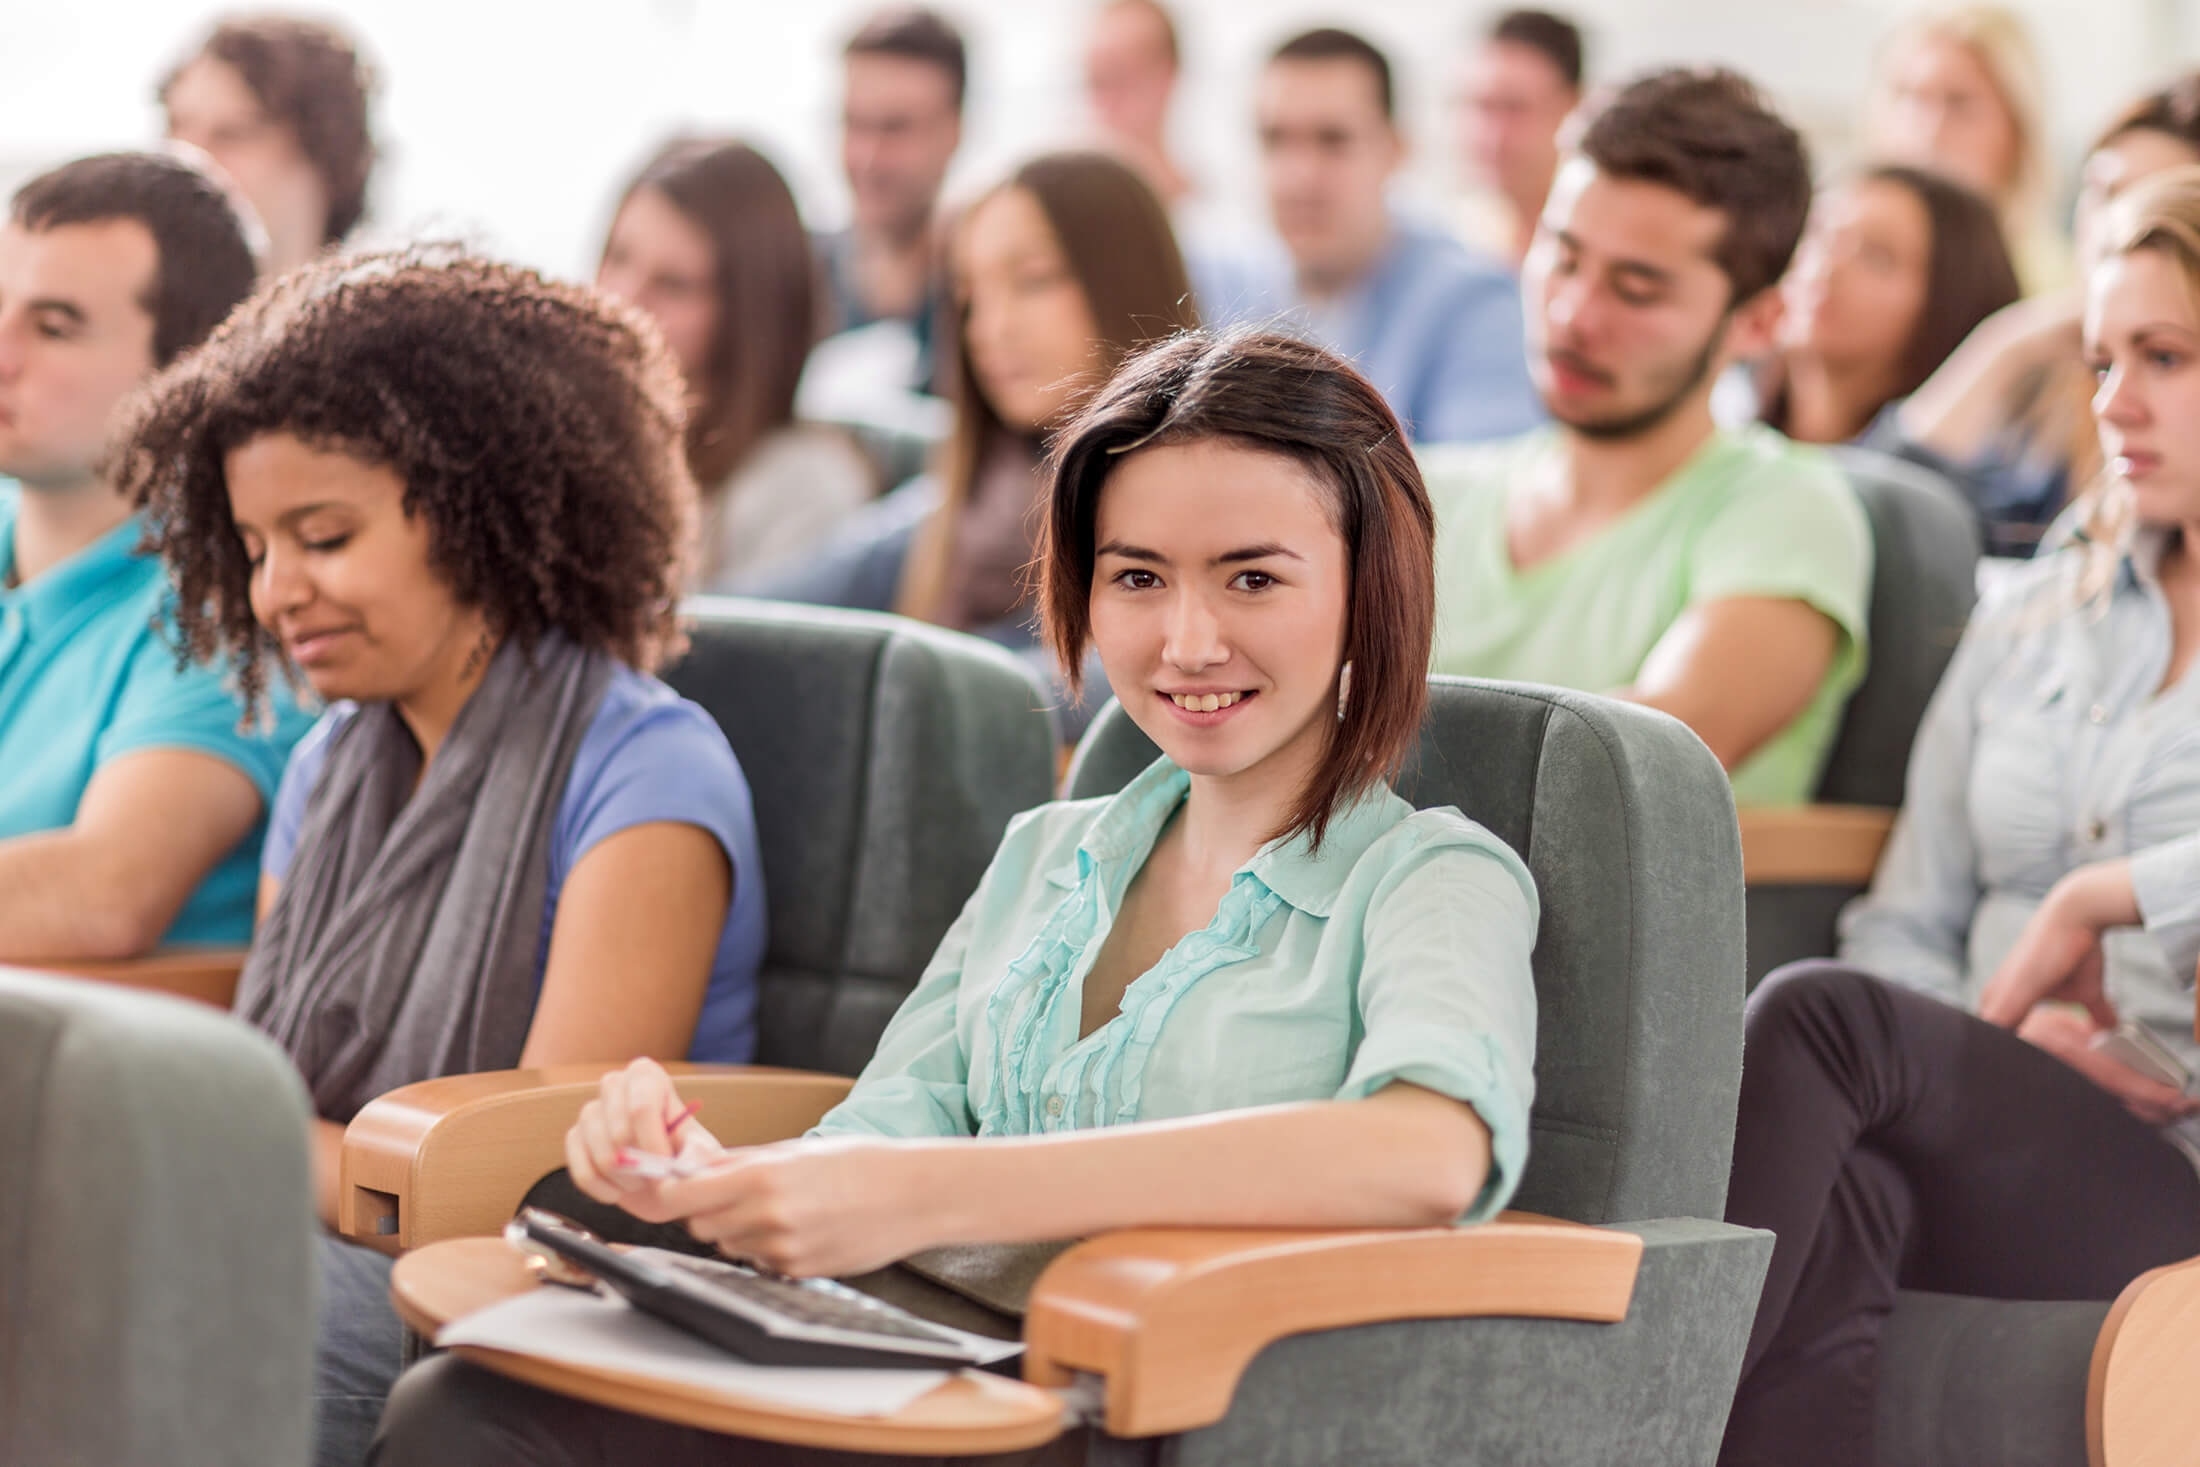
[1717, 168, 2200, 1465]
[1866, 3, 2066, 293]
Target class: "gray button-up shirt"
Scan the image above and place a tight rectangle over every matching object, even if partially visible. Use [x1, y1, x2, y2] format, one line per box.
[1839, 530, 2200, 1168]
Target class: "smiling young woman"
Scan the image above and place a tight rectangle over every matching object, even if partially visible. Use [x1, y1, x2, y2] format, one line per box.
[113, 245, 768, 1467]
[367, 330, 1542, 1467]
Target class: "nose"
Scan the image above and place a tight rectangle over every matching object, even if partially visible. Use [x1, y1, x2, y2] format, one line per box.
[1162, 586, 1227, 672]
[2094, 360, 2145, 427]
[250, 540, 312, 627]
[1544, 271, 1595, 339]
[0, 318, 25, 381]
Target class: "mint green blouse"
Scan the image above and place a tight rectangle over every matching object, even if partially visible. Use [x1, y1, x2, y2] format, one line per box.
[810, 757, 1541, 1222]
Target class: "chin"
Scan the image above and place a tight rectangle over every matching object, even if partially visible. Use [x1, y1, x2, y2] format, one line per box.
[2128, 479, 2200, 529]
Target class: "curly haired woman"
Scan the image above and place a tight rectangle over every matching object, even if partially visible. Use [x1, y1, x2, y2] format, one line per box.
[114, 244, 767, 1467]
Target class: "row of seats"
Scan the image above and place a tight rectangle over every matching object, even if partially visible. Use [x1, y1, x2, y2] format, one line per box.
[9, 583, 2187, 1466]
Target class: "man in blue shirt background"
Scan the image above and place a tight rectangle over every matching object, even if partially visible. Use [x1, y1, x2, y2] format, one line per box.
[1210, 27, 1543, 446]
[0, 150, 309, 958]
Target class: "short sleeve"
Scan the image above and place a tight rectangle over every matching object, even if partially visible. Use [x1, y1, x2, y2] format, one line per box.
[261, 708, 351, 880]
[549, 696, 756, 898]
[1335, 818, 1541, 1223]
[1687, 452, 1873, 666]
[94, 637, 312, 808]
[2131, 830, 2200, 988]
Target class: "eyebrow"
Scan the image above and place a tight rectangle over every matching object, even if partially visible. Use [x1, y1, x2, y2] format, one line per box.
[1095, 539, 1307, 566]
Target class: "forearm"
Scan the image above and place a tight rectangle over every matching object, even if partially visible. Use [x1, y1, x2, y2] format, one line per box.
[914, 1085, 1490, 1245]
[0, 830, 161, 960]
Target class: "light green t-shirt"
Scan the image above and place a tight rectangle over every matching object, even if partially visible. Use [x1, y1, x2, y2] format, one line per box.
[1424, 424, 1873, 806]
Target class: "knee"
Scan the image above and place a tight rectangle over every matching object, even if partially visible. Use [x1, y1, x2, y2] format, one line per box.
[369, 1354, 527, 1467]
[1746, 961, 1882, 1047]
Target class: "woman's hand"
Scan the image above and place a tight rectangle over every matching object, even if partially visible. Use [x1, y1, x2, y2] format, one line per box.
[1978, 860, 2136, 1029]
[653, 1136, 948, 1278]
[2016, 1007, 2200, 1127]
[565, 1057, 728, 1221]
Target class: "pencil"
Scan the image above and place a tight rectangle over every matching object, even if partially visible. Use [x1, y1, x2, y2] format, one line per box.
[663, 1098, 704, 1136]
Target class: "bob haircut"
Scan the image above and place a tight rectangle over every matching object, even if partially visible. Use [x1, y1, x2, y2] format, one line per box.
[1039, 329, 1434, 852]
[114, 244, 695, 719]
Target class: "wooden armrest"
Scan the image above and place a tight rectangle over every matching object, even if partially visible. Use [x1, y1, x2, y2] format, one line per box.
[2089, 1251, 2200, 1467]
[19, 947, 249, 1008]
[1739, 804, 1896, 886]
[1022, 1210, 1644, 1437]
[340, 1064, 855, 1255]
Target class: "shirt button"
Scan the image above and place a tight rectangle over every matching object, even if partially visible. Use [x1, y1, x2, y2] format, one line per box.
[2089, 704, 2109, 725]
[2086, 818, 2108, 843]
[1044, 1095, 1064, 1118]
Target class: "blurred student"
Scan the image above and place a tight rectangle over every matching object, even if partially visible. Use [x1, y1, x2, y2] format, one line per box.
[1084, 0, 1190, 206]
[1884, 75, 2200, 553]
[1423, 68, 1871, 807]
[1224, 27, 1540, 444]
[119, 247, 766, 1466]
[1762, 165, 2019, 444]
[818, 7, 964, 344]
[595, 137, 874, 590]
[754, 151, 1197, 653]
[1455, 8, 1584, 267]
[161, 13, 376, 277]
[373, 328, 1542, 1467]
[0, 151, 306, 960]
[1720, 166, 2200, 1467]
[1864, 4, 2063, 292]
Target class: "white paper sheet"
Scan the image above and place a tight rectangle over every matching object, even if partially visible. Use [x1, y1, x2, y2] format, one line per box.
[438, 1287, 958, 1418]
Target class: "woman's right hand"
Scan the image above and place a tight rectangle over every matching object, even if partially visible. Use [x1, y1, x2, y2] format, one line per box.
[565, 1056, 728, 1221]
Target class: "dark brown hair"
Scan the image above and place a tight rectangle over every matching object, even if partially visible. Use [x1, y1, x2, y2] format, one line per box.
[898, 150, 1199, 623]
[114, 246, 694, 717]
[845, 7, 968, 110]
[1041, 330, 1434, 852]
[161, 15, 377, 245]
[2095, 72, 2200, 155]
[608, 137, 818, 491]
[1577, 66, 1812, 304]
[1489, 9, 1584, 90]
[11, 151, 257, 367]
[1270, 27, 1395, 121]
[1767, 164, 2020, 437]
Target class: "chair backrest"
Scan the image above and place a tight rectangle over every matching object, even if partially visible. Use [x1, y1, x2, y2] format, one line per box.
[666, 598, 1059, 1075]
[1816, 446, 1982, 807]
[1063, 678, 1746, 1225]
[0, 970, 314, 1467]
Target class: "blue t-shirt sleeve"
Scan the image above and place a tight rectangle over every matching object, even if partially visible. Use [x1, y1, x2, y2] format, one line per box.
[261, 709, 348, 880]
[549, 698, 758, 893]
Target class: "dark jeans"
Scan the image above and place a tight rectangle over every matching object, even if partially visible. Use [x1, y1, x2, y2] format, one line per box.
[368, 1352, 1088, 1467]
[1720, 962, 2200, 1467]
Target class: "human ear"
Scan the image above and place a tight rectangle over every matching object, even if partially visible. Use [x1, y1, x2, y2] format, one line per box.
[1721, 285, 1787, 365]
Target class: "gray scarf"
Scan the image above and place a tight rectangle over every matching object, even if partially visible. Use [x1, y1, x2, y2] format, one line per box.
[237, 636, 615, 1122]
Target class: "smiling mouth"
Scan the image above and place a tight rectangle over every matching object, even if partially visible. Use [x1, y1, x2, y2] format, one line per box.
[1167, 691, 1252, 712]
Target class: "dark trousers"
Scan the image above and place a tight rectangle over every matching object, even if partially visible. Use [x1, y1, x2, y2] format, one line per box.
[1720, 962, 2200, 1467]
[368, 1352, 1088, 1467]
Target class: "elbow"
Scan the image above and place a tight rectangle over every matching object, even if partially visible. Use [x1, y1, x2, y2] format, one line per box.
[70, 897, 171, 961]
[1398, 1156, 1484, 1225]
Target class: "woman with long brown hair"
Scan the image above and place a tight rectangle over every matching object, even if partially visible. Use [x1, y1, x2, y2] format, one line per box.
[750, 149, 1198, 649]
[1762, 165, 2019, 445]
[595, 137, 875, 589]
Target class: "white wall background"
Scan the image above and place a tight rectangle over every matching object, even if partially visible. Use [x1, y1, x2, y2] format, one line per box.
[1, 0, 2194, 281]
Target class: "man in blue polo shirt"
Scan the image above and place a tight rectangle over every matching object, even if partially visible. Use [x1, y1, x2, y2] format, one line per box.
[1206, 26, 1543, 445]
[0, 151, 308, 958]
